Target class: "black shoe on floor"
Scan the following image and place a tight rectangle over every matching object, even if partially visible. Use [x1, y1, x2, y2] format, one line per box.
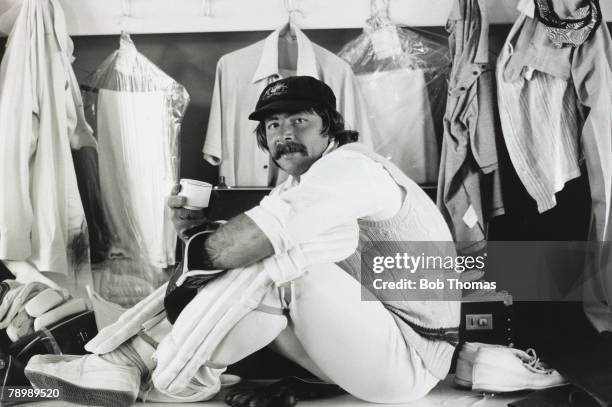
[224, 376, 345, 407]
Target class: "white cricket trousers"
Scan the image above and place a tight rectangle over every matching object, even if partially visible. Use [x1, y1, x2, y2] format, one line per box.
[135, 263, 439, 403]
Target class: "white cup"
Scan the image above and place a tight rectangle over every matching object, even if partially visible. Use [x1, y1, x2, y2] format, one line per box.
[178, 179, 212, 210]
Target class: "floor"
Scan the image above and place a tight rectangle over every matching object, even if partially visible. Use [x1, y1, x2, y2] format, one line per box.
[30, 376, 528, 407]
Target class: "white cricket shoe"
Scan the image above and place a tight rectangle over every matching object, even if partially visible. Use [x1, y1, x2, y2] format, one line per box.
[25, 354, 140, 407]
[455, 342, 503, 387]
[471, 346, 566, 392]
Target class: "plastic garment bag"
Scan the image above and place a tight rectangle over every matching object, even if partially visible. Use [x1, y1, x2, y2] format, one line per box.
[338, 15, 451, 184]
[81, 33, 189, 306]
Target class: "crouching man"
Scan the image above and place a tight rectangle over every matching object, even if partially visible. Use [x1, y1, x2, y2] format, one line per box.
[25, 76, 460, 406]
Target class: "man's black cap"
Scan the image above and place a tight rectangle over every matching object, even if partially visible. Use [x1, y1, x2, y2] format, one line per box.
[248, 76, 337, 121]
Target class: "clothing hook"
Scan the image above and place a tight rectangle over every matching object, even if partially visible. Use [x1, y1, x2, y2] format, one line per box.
[370, 0, 390, 19]
[121, 0, 131, 32]
[201, 0, 212, 17]
[284, 0, 304, 25]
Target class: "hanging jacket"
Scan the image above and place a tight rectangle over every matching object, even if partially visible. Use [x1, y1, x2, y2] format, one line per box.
[437, 0, 505, 254]
[0, 0, 95, 277]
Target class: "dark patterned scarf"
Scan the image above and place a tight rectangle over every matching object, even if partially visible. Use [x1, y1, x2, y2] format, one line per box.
[534, 0, 601, 47]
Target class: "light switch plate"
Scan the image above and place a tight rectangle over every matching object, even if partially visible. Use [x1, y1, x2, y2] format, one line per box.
[465, 313, 493, 330]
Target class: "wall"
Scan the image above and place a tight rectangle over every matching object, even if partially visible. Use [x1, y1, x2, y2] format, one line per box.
[14, 0, 609, 36]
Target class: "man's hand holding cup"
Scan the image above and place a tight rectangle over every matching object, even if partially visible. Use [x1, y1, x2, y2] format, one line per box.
[168, 179, 213, 241]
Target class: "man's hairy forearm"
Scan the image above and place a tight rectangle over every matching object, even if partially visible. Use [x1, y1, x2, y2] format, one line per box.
[204, 214, 275, 270]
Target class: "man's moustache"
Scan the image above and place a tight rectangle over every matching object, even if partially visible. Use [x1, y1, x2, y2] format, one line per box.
[273, 142, 307, 160]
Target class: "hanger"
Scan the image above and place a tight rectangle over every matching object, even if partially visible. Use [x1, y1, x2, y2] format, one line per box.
[120, 0, 131, 35]
[201, 0, 212, 17]
[120, 30, 134, 46]
[118, 0, 138, 54]
[279, 0, 303, 41]
[367, 0, 393, 29]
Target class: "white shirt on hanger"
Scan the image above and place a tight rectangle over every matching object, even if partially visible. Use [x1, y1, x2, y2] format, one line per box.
[202, 26, 373, 187]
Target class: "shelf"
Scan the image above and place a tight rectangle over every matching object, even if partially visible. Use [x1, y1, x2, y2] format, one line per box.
[1, 0, 610, 37]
